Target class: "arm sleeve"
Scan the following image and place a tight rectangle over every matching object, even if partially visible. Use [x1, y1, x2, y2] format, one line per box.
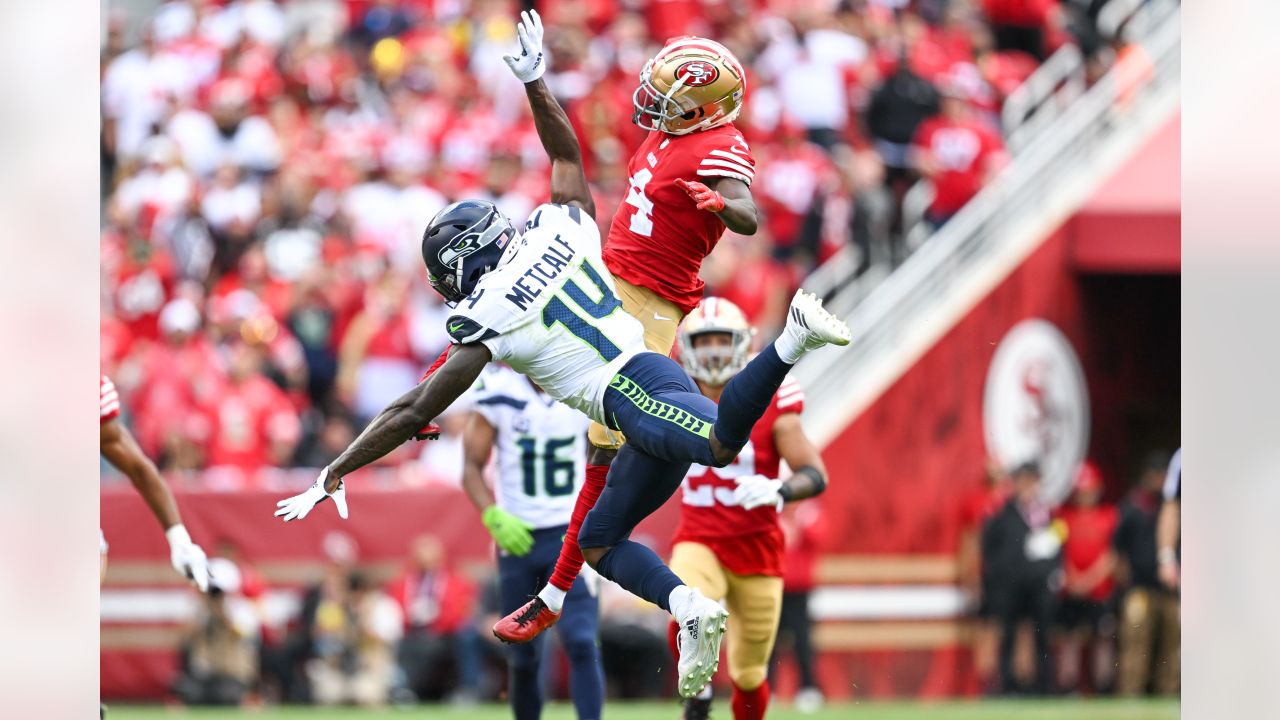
[696, 135, 756, 186]
[101, 375, 122, 424]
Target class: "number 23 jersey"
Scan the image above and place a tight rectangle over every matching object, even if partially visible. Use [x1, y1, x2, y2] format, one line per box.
[604, 124, 756, 315]
[672, 376, 805, 577]
[446, 203, 647, 425]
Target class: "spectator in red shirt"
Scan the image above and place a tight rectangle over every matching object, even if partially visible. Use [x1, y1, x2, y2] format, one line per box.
[386, 535, 482, 703]
[1055, 461, 1119, 694]
[910, 79, 1008, 227]
[203, 338, 302, 481]
[756, 119, 836, 263]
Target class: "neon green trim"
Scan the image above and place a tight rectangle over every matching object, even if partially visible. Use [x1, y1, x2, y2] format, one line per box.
[609, 374, 712, 439]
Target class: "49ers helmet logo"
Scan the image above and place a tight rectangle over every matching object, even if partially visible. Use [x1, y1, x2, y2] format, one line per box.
[675, 60, 719, 87]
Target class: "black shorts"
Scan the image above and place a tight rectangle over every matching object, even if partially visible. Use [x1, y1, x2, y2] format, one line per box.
[1058, 597, 1112, 630]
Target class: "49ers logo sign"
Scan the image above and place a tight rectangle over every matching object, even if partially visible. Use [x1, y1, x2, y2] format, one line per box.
[676, 60, 719, 87]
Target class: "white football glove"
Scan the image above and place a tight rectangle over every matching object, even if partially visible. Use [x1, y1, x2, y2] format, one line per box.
[733, 474, 785, 512]
[503, 9, 546, 84]
[275, 467, 348, 522]
[165, 525, 211, 593]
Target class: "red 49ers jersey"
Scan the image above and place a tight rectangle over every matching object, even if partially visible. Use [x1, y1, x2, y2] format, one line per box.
[603, 124, 756, 315]
[671, 376, 804, 577]
[101, 375, 122, 425]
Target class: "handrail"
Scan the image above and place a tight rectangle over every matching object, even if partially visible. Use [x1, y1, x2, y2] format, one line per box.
[805, 0, 1174, 312]
[793, 2, 1180, 438]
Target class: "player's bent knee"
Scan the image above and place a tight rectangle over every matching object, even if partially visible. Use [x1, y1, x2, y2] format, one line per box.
[707, 429, 745, 468]
[581, 546, 609, 568]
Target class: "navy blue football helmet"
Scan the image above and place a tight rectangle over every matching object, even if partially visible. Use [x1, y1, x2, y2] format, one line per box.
[421, 200, 517, 305]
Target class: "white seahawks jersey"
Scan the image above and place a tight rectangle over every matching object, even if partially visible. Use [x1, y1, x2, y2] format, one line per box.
[471, 366, 590, 529]
[446, 203, 646, 424]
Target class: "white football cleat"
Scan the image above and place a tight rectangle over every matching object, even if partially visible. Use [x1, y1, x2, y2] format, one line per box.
[783, 289, 851, 355]
[675, 590, 729, 699]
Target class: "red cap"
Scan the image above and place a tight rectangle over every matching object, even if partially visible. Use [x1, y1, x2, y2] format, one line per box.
[1074, 461, 1104, 493]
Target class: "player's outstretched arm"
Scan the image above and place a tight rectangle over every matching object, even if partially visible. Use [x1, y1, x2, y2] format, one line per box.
[503, 10, 595, 219]
[675, 176, 758, 235]
[334, 344, 491, 480]
[101, 419, 182, 529]
[276, 343, 492, 522]
[101, 419, 210, 591]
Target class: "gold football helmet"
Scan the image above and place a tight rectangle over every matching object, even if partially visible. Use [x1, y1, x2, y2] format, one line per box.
[632, 36, 747, 135]
[679, 297, 755, 386]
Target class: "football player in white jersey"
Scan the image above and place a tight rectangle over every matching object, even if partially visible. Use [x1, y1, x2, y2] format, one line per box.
[275, 10, 851, 699]
[459, 365, 603, 720]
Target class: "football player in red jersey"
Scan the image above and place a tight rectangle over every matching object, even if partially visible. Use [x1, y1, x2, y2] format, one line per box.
[665, 298, 828, 720]
[494, 32, 766, 645]
[100, 375, 211, 591]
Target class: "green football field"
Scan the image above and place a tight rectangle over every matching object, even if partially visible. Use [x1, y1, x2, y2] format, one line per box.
[108, 698, 1179, 720]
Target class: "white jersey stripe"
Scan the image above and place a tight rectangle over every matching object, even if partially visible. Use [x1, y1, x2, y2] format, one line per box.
[697, 169, 752, 185]
[707, 148, 754, 167]
[698, 159, 755, 178]
[778, 388, 805, 403]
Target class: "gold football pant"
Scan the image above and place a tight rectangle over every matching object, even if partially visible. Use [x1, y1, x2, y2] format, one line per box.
[670, 540, 784, 690]
[586, 277, 686, 450]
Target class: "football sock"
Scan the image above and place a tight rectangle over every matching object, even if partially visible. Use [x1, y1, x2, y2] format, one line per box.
[546, 463, 609, 598]
[592, 540, 684, 612]
[713, 343, 791, 449]
[731, 680, 770, 720]
[668, 585, 695, 620]
[537, 584, 567, 614]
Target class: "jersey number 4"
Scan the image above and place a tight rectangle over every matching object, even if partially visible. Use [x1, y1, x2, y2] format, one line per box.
[625, 168, 655, 237]
[542, 261, 623, 361]
[516, 436, 577, 497]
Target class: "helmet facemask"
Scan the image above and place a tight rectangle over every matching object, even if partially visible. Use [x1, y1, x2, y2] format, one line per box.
[680, 328, 752, 387]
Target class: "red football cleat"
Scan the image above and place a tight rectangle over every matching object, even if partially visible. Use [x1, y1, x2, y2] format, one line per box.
[493, 596, 560, 644]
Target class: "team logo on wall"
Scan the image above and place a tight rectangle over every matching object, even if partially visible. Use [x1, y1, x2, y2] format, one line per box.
[676, 61, 719, 86]
[983, 319, 1090, 506]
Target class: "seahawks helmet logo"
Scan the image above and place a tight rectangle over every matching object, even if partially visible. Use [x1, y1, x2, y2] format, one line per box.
[437, 218, 509, 268]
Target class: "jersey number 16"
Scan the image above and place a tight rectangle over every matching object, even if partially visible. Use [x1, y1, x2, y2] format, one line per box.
[516, 436, 578, 497]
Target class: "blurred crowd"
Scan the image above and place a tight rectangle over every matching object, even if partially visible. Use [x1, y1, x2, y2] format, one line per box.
[101, 0, 1126, 485]
[957, 452, 1181, 697]
[170, 531, 736, 706]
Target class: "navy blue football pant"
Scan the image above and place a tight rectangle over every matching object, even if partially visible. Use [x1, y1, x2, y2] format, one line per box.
[499, 525, 603, 720]
[579, 348, 792, 610]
